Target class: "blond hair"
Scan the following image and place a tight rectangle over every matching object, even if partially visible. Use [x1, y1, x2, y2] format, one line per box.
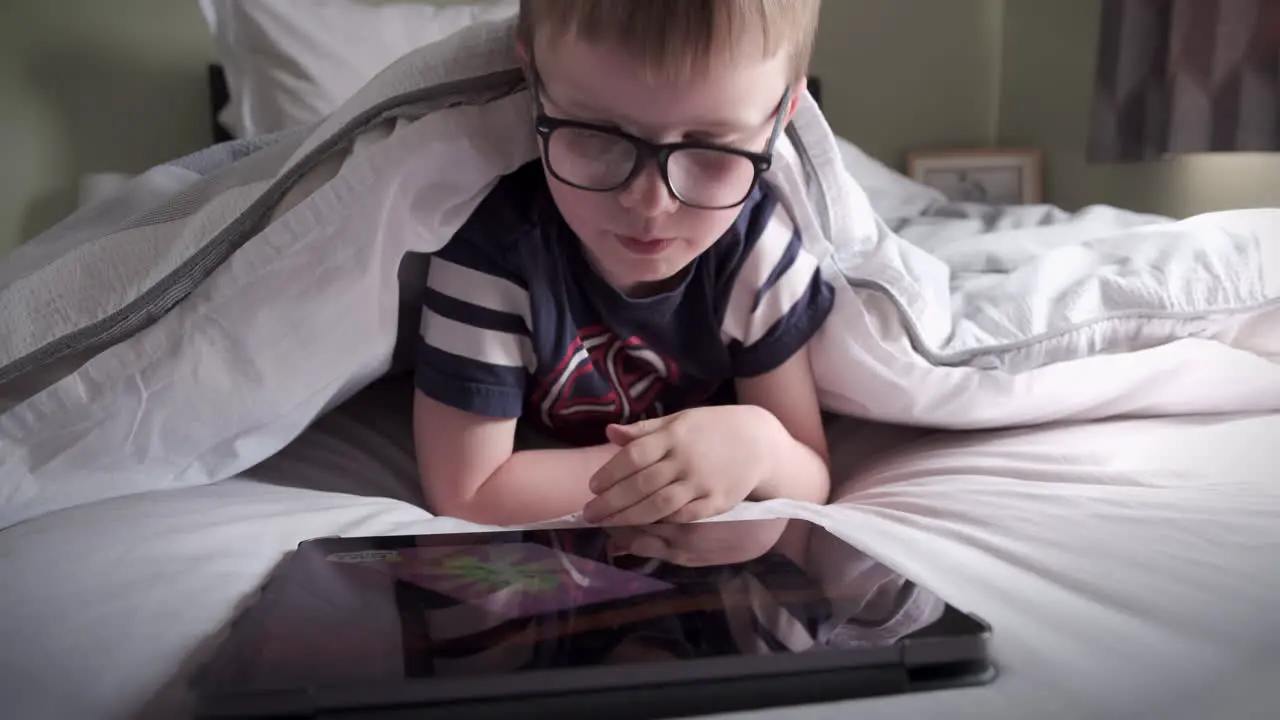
[517, 0, 821, 83]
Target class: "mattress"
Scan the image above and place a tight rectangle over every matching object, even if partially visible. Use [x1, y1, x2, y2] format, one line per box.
[2, 374, 1276, 720]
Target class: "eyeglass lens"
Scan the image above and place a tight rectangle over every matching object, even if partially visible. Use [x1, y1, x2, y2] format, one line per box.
[545, 126, 760, 208]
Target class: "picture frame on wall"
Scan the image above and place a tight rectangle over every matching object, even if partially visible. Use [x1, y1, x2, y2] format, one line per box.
[907, 148, 1043, 205]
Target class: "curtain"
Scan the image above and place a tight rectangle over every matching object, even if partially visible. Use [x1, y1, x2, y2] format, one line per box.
[1088, 0, 1280, 162]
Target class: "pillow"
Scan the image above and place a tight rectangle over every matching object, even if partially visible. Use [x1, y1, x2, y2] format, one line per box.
[832, 136, 947, 221]
[198, 0, 518, 138]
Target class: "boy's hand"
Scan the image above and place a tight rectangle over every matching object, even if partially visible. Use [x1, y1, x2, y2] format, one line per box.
[582, 405, 786, 525]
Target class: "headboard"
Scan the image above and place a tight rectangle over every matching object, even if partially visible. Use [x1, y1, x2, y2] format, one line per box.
[209, 65, 233, 144]
[207, 64, 822, 145]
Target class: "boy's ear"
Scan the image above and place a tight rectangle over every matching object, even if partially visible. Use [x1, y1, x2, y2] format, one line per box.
[784, 76, 809, 125]
[515, 37, 530, 72]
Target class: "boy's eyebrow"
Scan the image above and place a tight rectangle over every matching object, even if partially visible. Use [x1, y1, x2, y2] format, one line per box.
[550, 90, 763, 136]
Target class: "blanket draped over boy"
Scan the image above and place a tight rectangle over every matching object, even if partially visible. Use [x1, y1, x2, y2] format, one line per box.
[1, 20, 1278, 531]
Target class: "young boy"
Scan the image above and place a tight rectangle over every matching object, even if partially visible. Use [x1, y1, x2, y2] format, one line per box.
[413, 0, 832, 527]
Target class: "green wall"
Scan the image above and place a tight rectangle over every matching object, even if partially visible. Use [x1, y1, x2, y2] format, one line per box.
[997, 0, 1280, 217]
[0, 1, 215, 256]
[813, 0, 1006, 168]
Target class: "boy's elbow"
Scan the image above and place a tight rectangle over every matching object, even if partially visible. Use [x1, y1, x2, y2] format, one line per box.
[413, 390, 519, 523]
[422, 482, 499, 525]
[420, 459, 522, 526]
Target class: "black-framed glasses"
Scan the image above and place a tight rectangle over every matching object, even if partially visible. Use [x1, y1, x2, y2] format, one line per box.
[530, 67, 791, 210]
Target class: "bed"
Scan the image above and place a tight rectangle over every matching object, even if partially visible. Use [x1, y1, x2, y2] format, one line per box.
[5, 380, 1277, 719]
[3, 2, 1278, 719]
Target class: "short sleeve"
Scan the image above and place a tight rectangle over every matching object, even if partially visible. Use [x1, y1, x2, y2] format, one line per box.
[415, 218, 535, 418]
[720, 195, 835, 378]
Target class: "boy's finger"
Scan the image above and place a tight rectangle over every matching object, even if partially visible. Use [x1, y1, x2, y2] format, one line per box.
[606, 415, 674, 444]
[599, 483, 701, 527]
[584, 463, 680, 524]
[662, 498, 719, 524]
[589, 432, 670, 494]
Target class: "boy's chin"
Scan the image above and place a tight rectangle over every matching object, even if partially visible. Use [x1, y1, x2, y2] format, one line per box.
[580, 241, 691, 294]
[602, 261, 693, 297]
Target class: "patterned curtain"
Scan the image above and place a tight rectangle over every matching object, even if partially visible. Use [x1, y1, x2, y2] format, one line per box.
[1088, 0, 1280, 162]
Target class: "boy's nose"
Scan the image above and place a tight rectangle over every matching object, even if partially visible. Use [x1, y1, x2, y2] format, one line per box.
[618, 162, 680, 217]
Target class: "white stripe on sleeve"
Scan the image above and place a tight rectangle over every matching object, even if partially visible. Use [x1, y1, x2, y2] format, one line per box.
[419, 308, 535, 370]
[426, 257, 532, 328]
[720, 207, 798, 345]
[742, 250, 818, 346]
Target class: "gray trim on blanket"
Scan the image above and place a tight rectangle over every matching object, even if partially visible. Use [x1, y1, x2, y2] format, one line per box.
[918, 296, 1280, 367]
[783, 122, 831, 241]
[120, 138, 303, 232]
[169, 126, 314, 177]
[0, 68, 527, 388]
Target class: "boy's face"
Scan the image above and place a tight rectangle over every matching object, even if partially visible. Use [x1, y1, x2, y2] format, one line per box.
[528, 34, 801, 296]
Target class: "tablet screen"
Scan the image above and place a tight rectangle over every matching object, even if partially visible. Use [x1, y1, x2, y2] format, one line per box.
[197, 519, 984, 701]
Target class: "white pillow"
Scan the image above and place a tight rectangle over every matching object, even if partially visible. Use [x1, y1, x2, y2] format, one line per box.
[198, 0, 519, 138]
[832, 136, 947, 221]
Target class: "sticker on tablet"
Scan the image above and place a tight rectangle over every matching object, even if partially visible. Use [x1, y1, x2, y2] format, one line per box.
[325, 550, 403, 564]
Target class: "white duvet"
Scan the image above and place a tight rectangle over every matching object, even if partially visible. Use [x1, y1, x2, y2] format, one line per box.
[2, 376, 1276, 719]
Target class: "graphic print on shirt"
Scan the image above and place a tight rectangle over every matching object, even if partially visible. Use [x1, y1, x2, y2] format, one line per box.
[530, 325, 679, 440]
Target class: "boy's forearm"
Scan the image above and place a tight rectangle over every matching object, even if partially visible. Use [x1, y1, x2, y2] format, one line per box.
[751, 433, 831, 505]
[438, 444, 618, 526]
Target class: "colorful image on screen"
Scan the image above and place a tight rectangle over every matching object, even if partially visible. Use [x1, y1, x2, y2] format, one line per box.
[330, 543, 673, 620]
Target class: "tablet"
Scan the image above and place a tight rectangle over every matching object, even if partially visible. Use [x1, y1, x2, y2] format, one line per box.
[192, 518, 994, 719]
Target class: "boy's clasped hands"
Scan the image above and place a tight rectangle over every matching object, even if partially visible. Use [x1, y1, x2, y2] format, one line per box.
[582, 404, 788, 526]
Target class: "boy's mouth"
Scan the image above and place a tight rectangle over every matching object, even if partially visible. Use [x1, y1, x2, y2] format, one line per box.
[615, 234, 676, 257]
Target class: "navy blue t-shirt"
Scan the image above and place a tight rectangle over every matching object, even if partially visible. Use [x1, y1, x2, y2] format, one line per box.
[415, 160, 834, 446]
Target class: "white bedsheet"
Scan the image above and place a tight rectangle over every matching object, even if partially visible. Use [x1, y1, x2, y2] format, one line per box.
[2, 375, 1276, 720]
